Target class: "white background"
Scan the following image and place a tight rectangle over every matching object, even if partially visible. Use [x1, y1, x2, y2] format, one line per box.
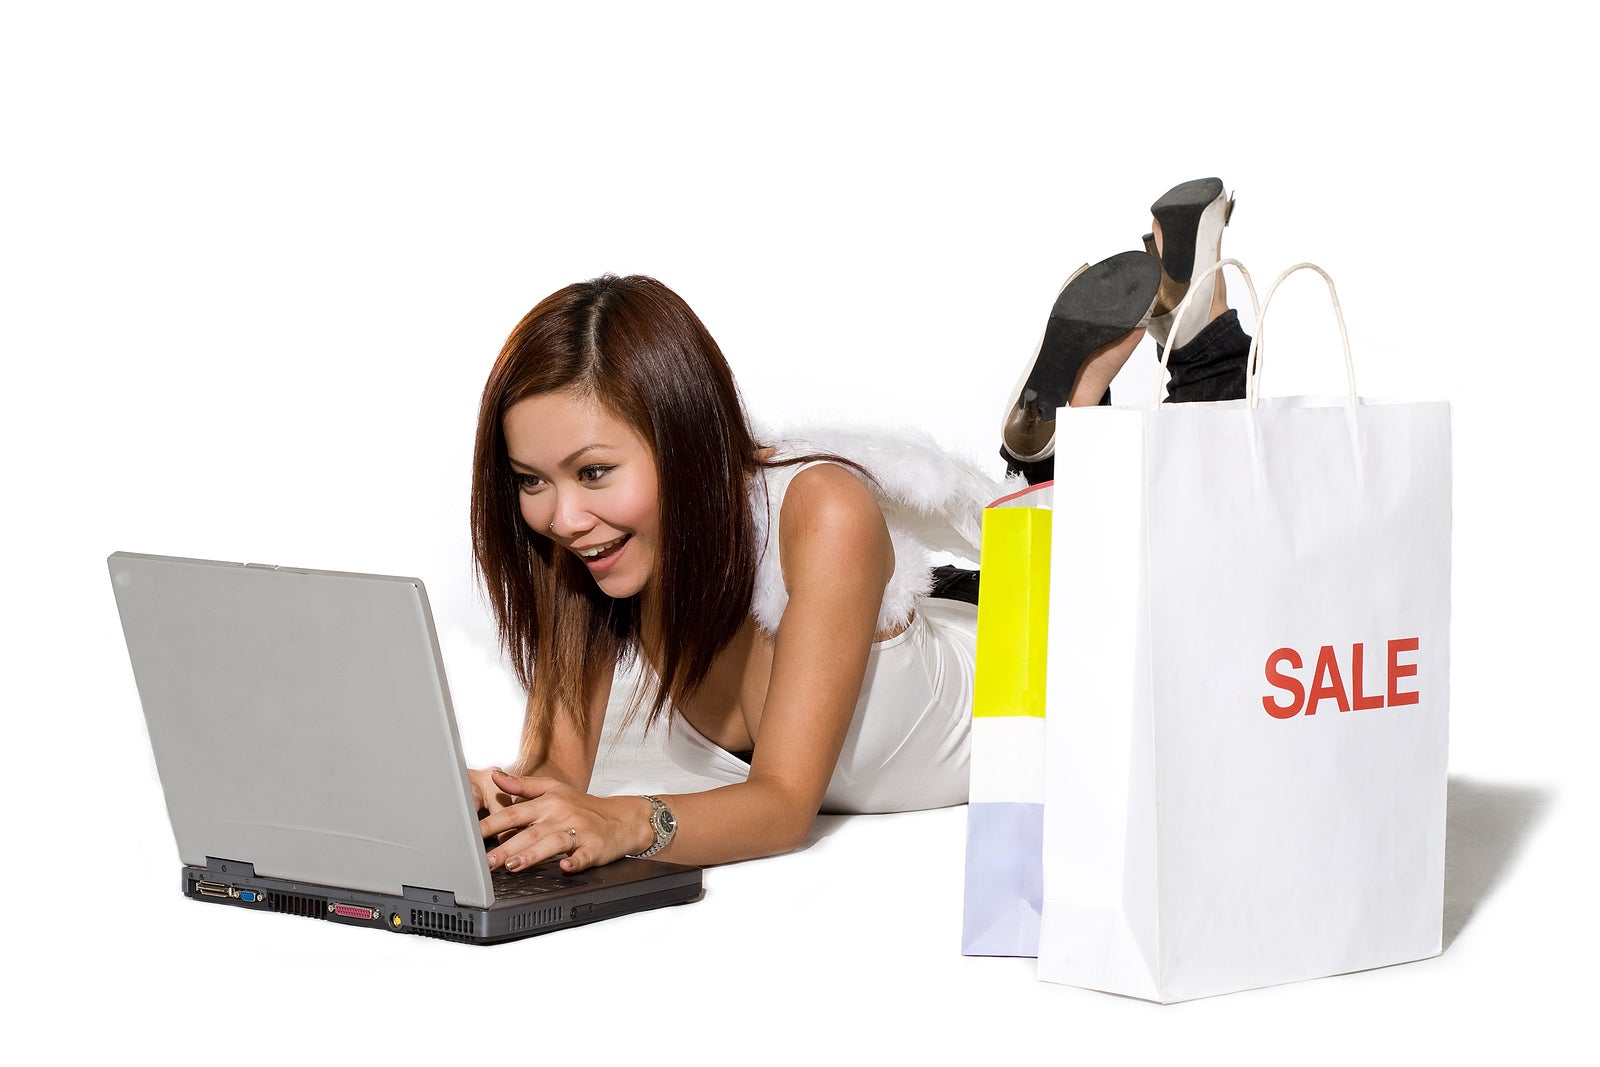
[4, 2, 1593, 1062]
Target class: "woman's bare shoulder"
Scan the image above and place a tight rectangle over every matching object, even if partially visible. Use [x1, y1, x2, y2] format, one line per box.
[776, 463, 892, 584]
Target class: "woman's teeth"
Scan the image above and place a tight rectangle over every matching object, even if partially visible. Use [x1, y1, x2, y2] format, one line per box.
[578, 537, 626, 559]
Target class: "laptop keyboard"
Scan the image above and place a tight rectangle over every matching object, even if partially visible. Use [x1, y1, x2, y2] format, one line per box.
[492, 865, 592, 899]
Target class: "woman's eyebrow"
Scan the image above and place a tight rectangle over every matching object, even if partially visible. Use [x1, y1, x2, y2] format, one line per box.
[507, 444, 613, 473]
[561, 444, 614, 466]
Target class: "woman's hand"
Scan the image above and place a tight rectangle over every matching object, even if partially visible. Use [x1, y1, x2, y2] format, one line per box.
[468, 766, 516, 819]
[479, 770, 652, 874]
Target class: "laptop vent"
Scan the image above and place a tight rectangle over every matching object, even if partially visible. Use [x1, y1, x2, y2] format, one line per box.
[509, 906, 565, 933]
[267, 890, 329, 920]
[409, 908, 477, 942]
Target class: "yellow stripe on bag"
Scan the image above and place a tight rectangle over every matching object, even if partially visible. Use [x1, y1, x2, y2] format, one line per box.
[973, 507, 1052, 719]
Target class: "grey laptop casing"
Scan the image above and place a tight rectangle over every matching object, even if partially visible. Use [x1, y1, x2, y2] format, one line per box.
[109, 551, 700, 943]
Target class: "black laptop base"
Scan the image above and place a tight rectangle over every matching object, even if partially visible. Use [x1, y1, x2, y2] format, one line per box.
[183, 857, 703, 944]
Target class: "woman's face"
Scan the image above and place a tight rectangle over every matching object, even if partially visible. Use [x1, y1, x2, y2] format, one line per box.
[502, 388, 661, 600]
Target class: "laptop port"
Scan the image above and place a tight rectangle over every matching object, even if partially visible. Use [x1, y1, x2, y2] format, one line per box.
[331, 903, 380, 921]
[193, 880, 231, 899]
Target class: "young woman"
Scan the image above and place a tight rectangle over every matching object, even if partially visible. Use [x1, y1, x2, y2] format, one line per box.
[469, 178, 1246, 874]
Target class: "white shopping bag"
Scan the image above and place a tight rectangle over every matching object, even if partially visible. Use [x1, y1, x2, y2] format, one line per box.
[1037, 262, 1451, 1002]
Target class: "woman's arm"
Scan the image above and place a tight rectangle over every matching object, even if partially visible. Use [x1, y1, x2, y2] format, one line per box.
[468, 667, 612, 817]
[481, 463, 893, 870]
[658, 463, 893, 860]
[511, 665, 613, 788]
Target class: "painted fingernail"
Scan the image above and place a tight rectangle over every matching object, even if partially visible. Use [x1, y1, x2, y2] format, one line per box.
[505, 856, 522, 871]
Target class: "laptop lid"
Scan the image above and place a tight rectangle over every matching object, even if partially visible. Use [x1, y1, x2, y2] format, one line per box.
[109, 551, 497, 908]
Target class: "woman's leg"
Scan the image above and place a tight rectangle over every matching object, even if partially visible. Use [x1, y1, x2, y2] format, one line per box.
[1159, 308, 1251, 404]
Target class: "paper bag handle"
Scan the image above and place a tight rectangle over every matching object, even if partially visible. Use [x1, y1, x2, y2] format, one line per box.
[1154, 258, 1262, 406]
[1246, 262, 1358, 409]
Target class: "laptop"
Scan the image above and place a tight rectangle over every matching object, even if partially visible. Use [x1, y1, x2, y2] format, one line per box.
[108, 551, 702, 944]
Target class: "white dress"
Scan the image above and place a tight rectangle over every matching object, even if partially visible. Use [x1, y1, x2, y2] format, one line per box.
[658, 429, 1008, 815]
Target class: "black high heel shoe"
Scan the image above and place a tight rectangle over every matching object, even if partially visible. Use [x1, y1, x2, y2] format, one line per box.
[1142, 177, 1234, 351]
[1001, 249, 1162, 464]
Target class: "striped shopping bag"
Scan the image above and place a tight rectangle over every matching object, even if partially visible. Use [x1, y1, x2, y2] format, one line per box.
[961, 482, 1052, 956]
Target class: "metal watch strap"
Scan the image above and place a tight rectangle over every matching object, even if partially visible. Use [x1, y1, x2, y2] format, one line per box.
[631, 794, 674, 859]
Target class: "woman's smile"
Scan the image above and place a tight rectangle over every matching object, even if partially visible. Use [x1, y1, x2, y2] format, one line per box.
[572, 533, 631, 571]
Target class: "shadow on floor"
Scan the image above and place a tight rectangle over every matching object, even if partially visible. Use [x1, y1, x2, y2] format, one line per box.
[1444, 775, 1552, 950]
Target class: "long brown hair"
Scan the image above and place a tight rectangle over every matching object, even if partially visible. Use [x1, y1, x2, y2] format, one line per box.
[472, 275, 774, 764]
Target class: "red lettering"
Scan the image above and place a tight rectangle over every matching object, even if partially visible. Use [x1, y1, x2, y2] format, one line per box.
[1388, 637, 1420, 706]
[1350, 642, 1383, 711]
[1265, 638, 1422, 718]
[1262, 648, 1304, 718]
[1307, 645, 1351, 715]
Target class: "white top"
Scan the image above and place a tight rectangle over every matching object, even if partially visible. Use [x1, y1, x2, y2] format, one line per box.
[660, 585, 977, 815]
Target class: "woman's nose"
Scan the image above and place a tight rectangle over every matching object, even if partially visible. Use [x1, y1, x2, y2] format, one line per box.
[547, 490, 594, 540]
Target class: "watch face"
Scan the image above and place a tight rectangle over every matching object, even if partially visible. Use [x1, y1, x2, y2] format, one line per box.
[655, 807, 676, 836]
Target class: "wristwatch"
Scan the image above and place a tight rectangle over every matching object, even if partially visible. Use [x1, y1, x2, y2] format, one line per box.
[629, 795, 677, 859]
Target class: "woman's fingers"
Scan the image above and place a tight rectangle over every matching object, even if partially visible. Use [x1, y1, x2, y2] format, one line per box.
[479, 797, 548, 843]
[482, 789, 516, 818]
[480, 774, 566, 845]
[468, 766, 519, 816]
[481, 798, 576, 869]
[485, 826, 540, 871]
[490, 770, 558, 798]
[478, 785, 622, 874]
[467, 767, 491, 813]
[506, 826, 577, 871]
[473, 771, 590, 868]
[494, 824, 583, 873]
[560, 839, 598, 873]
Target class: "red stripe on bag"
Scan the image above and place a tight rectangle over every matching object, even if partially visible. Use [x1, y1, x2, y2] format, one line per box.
[987, 481, 1054, 507]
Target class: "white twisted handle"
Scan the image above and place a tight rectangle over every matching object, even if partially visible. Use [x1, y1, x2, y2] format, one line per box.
[1246, 262, 1357, 409]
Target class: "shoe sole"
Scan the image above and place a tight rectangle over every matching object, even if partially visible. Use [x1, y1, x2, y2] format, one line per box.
[1150, 177, 1225, 283]
[1023, 250, 1162, 409]
[1148, 178, 1233, 350]
[1001, 251, 1161, 463]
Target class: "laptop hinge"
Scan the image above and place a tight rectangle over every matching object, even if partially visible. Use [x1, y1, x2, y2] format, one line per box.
[403, 885, 458, 907]
[203, 857, 257, 879]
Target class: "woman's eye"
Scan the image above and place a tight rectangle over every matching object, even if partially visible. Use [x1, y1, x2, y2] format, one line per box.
[578, 465, 614, 484]
[513, 474, 543, 493]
